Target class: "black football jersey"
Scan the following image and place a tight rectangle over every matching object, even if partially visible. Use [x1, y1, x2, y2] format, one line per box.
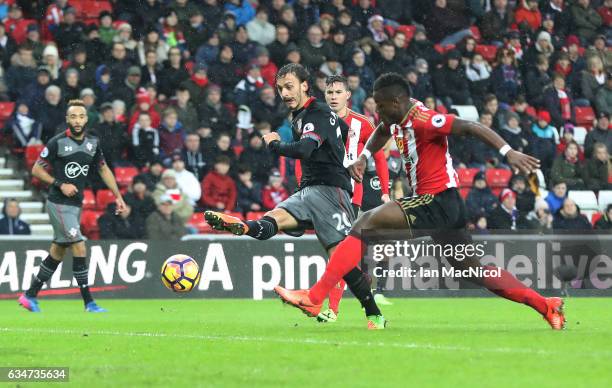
[38, 130, 107, 207]
[292, 98, 352, 193]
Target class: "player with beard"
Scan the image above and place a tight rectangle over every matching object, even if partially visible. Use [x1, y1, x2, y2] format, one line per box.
[275, 73, 566, 330]
[205, 64, 386, 329]
[19, 100, 127, 313]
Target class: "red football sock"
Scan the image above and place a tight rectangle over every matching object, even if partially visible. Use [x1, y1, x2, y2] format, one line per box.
[327, 280, 345, 314]
[482, 265, 548, 315]
[310, 236, 363, 305]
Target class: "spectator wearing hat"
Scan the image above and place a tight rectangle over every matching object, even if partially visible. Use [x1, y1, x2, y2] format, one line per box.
[524, 30, 555, 69]
[584, 112, 612, 157]
[584, 142, 612, 191]
[570, 0, 603, 43]
[529, 110, 557, 174]
[97, 10, 116, 45]
[501, 111, 529, 152]
[181, 133, 209, 181]
[540, 12, 565, 50]
[208, 45, 241, 101]
[94, 102, 129, 170]
[480, 0, 514, 43]
[198, 84, 236, 135]
[596, 68, 612, 115]
[170, 86, 199, 132]
[320, 52, 343, 77]
[184, 8, 210, 54]
[6, 44, 36, 100]
[113, 22, 138, 61]
[112, 65, 142, 110]
[235, 165, 263, 214]
[299, 24, 333, 72]
[132, 111, 160, 168]
[546, 179, 568, 214]
[94, 64, 115, 104]
[557, 123, 585, 160]
[251, 85, 287, 129]
[543, 72, 575, 128]
[367, 14, 388, 43]
[491, 47, 523, 104]
[170, 151, 202, 205]
[54, 6, 85, 56]
[8, 101, 42, 147]
[466, 171, 499, 219]
[553, 197, 592, 230]
[551, 140, 586, 189]
[152, 169, 194, 223]
[201, 155, 237, 211]
[262, 169, 289, 210]
[541, 0, 572, 37]
[0, 199, 31, 235]
[408, 26, 443, 68]
[239, 131, 275, 185]
[145, 193, 187, 240]
[434, 49, 473, 107]
[234, 62, 266, 107]
[195, 31, 221, 66]
[266, 24, 291, 67]
[60, 68, 81, 104]
[22, 67, 51, 115]
[488, 188, 531, 230]
[510, 174, 536, 215]
[80, 88, 99, 124]
[177, 62, 208, 107]
[565, 35, 587, 74]
[594, 204, 612, 230]
[246, 7, 276, 46]
[128, 90, 161, 133]
[580, 55, 606, 106]
[217, 11, 238, 45]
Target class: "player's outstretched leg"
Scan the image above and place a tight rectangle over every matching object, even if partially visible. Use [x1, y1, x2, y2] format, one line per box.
[204, 211, 250, 235]
[19, 249, 64, 312]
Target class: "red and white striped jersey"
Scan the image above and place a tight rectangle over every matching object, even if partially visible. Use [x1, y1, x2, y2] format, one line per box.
[342, 109, 389, 206]
[389, 99, 458, 195]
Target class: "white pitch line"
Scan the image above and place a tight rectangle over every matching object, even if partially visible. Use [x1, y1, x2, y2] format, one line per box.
[1, 327, 610, 358]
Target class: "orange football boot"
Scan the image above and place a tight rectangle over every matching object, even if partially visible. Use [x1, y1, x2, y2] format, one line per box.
[204, 211, 249, 235]
[274, 286, 322, 317]
[544, 297, 566, 330]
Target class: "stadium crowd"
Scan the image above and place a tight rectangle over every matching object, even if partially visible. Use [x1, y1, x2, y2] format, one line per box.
[1, 0, 612, 239]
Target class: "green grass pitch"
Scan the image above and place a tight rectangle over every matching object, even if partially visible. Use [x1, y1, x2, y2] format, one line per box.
[2, 298, 611, 387]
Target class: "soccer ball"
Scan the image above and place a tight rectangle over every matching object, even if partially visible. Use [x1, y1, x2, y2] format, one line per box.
[161, 254, 201, 292]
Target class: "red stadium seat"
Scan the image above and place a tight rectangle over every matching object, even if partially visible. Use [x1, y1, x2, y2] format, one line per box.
[475, 45, 498, 63]
[459, 187, 471, 199]
[485, 168, 513, 188]
[575, 106, 595, 128]
[82, 189, 96, 210]
[491, 187, 503, 197]
[81, 210, 103, 239]
[187, 213, 215, 234]
[25, 144, 45, 170]
[457, 168, 480, 188]
[434, 44, 455, 54]
[81, 0, 112, 19]
[95, 189, 115, 210]
[591, 212, 602, 226]
[114, 166, 139, 188]
[0, 101, 15, 122]
[246, 211, 267, 220]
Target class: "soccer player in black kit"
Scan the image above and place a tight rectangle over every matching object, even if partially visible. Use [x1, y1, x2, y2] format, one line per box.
[19, 100, 126, 313]
[205, 64, 385, 328]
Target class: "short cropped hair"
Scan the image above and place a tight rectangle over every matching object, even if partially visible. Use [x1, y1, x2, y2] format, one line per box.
[373, 72, 411, 98]
[325, 75, 348, 89]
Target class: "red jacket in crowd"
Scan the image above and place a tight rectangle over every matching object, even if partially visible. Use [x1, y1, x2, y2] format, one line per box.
[261, 185, 289, 210]
[201, 171, 237, 211]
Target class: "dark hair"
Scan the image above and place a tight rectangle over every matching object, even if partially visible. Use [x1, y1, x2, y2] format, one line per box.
[215, 155, 231, 165]
[483, 94, 498, 104]
[325, 75, 348, 89]
[373, 73, 411, 98]
[67, 99, 86, 109]
[237, 164, 252, 174]
[276, 63, 311, 92]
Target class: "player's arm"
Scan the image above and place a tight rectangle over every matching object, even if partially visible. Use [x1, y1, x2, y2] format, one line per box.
[451, 118, 540, 174]
[350, 122, 391, 183]
[97, 157, 127, 214]
[263, 132, 318, 159]
[372, 149, 390, 200]
[32, 142, 78, 197]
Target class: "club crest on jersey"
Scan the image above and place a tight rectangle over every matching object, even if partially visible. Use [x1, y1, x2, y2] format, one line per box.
[432, 114, 446, 128]
[68, 227, 78, 238]
[303, 123, 315, 133]
[86, 142, 93, 151]
[65, 162, 89, 178]
[40, 147, 49, 158]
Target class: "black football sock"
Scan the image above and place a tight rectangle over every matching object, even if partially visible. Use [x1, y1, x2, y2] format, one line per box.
[343, 267, 382, 317]
[26, 255, 61, 297]
[73, 256, 93, 305]
[245, 216, 278, 240]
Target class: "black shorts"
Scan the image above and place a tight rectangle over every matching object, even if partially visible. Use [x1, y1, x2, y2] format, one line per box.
[395, 188, 470, 244]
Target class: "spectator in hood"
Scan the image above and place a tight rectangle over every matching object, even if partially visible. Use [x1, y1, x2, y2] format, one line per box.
[528, 110, 557, 174]
[112, 65, 142, 110]
[0, 199, 31, 235]
[466, 171, 499, 219]
[128, 90, 161, 133]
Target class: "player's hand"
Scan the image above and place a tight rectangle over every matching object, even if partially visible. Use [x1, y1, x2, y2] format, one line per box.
[115, 197, 127, 215]
[60, 183, 78, 197]
[506, 150, 540, 174]
[348, 156, 367, 183]
[381, 194, 391, 203]
[262, 132, 281, 145]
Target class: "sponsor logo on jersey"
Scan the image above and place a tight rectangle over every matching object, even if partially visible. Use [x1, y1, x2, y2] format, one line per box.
[432, 114, 446, 128]
[64, 146, 73, 152]
[40, 147, 49, 158]
[65, 162, 90, 178]
[370, 176, 381, 190]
